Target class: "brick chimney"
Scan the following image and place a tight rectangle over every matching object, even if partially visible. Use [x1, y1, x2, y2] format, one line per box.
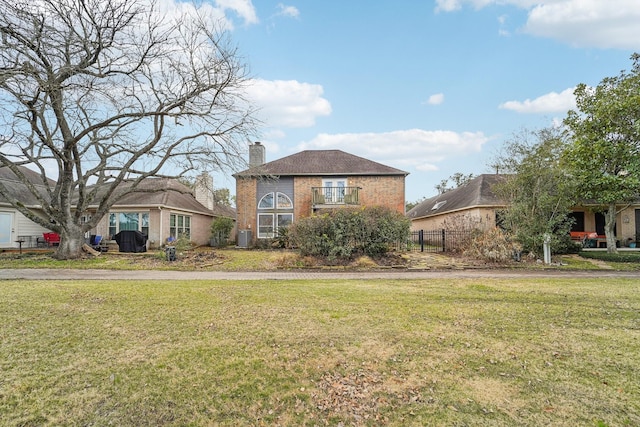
[249, 141, 266, 168]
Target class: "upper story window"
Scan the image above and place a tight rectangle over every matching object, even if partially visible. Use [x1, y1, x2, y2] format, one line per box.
[258, 192, 292, 209]
[258, 192, 274, 209]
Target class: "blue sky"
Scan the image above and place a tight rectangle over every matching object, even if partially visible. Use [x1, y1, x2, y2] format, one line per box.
[202, 0, 639, 202]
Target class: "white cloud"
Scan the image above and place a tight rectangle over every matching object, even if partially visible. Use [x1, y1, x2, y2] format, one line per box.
[296, 129, 490, 172]
[524, 1, 640, 49]
[425, 93, 445, 105]
[275, 3, 300, 19]
[215, 0, 259, 25]
[499, 87, 576, 113]
[156, 0, 258, 31]
[435, 0, 640, 49]
[246, 79, 332, 128]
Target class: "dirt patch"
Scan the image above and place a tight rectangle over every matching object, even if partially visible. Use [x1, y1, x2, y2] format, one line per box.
[312, 364, 423, 424]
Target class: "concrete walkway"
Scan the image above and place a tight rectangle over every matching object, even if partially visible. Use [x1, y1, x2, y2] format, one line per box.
[1, 268, 639, 280]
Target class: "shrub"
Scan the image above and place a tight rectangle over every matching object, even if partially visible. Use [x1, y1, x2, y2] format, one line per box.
[210, 217, 234, 247]
[288, 206, 410, 259]
[464, 227, 522, 263]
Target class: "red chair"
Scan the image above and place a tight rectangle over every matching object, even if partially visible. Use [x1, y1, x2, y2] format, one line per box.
[43, 232, 60, 247]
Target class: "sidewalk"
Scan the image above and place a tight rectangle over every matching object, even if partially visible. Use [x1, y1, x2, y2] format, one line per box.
[1, 268, 639, 280]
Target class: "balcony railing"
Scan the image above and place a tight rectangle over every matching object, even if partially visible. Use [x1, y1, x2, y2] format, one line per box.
[312, 187, 360, 205]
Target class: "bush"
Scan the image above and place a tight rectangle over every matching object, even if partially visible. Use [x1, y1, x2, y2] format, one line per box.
[464, 227, 522, 263]
[210, 217, 234, 247]
[288, 206, 410, 260]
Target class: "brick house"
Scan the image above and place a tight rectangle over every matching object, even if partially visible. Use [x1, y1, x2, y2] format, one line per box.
[2, 166, 234, 250]
[407, 173, 640, 248]
[234, 142, 408, 245]
[406, 174, 506, 232]
[86, 175, 235, 249]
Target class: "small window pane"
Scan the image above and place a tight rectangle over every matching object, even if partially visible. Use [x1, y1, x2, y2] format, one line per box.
[277, 214, 293, 229]
[258, 193, 274, 209]
[258, 214, 274, 238]
[277, 193, 293, 209]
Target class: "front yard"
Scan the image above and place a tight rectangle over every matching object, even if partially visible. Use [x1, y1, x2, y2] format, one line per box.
[1, 277, 638, 426]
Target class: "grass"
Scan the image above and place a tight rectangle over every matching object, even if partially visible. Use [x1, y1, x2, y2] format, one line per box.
[2, 247, 639, 271]
[0, 248, 284, 271]
[1, 278, 639, 426]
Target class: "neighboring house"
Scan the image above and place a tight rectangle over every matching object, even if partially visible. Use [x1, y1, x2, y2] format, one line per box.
[85, 175, 235, 249]
[407, 173, 640, 248]
[234, 142, 408, 245]
[1, 164, 234, 250]
[0, 165, 55, 249]
[406, 174, 506, 232]
[569, 203, 640, 247]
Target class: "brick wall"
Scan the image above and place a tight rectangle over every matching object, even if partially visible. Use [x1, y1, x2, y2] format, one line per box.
[235, 176, 257, 239]
[235, 174, 406, 245]
[349, 175, 406, 214]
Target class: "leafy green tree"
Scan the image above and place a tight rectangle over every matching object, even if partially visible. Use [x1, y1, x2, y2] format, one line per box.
[492, 127, 578, 256]
[563, 54, 640, 253]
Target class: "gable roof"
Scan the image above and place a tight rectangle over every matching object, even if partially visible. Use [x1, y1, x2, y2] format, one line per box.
[407, 174, 506, 220]
[235, 150, 408, 177]
[0, 165, 54, 207]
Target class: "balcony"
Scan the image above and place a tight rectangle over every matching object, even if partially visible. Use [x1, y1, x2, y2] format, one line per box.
[312, 187, 360, 206]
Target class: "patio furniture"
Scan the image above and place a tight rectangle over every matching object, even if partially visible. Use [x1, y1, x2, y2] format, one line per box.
[42, 232, 60, 247]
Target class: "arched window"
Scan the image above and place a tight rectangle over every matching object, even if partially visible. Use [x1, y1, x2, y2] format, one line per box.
[258, 193, 274, 209]
[257, 192, 294, 238]
[277, 192, 293, 209]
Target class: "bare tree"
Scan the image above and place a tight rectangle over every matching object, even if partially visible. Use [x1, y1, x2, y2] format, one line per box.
[0, 0, 256, 258]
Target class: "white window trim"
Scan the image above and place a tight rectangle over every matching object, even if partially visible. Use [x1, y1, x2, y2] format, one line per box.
[257, 212, 294, 239]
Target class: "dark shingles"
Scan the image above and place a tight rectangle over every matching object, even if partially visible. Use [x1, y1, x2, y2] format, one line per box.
[406, 174, 506, 220]
[235, 150, 408, 176]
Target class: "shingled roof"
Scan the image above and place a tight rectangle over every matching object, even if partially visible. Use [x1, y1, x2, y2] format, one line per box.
[234, 150, 408, 177]
[0, 165, 54, 207]
[406, 174, 506, 220]
[85, 178, 234, 218]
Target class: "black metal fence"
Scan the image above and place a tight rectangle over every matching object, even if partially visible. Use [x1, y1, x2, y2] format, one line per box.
[403, 229, 475, 253]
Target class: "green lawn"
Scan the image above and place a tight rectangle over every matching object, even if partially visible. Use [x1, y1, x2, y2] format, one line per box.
[1, 278, 639, 426]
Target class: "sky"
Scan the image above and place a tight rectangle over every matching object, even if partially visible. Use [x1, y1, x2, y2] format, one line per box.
[186, 0, 640, 202]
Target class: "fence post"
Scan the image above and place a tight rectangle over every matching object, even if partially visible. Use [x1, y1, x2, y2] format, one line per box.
[419, 230, 424, 252]
[441, 229, 446, 252]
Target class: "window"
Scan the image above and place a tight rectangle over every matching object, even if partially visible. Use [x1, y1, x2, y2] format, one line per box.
[109, 212, 149, 238]
[258, 214, 275, 238]
[258, 213, 293, 238]
[432, 201, 447, 211]
[322, 179, 347, 203]
[257, 191, 294, 239]
[170, 214, 191, 239]
[258, 193, 274, 209]
[277, 193, 293, 209]
[259, 192, 292, 209]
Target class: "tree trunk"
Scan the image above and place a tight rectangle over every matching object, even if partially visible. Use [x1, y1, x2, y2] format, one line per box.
[53, 225, 87, 260]
[605, 203, 618, 254]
